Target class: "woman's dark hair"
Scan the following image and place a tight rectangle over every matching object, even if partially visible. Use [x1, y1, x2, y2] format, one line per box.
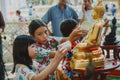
[12, 35, 36, 73]
[60, 19, 77, 37]
[29, 19, 47, 36]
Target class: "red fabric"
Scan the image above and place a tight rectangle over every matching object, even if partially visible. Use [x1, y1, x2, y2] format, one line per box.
[71, 42, 77, 48]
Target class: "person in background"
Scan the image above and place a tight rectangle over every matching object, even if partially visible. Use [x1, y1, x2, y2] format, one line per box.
[79, 0, 94, 24]
[16, 10, 27, 36]
[0, 10, 5, 80]
[105, 4, 109, 12]
[111, 4, 117, 16]
[12, 35, 68, 80]
[16, 10, 27, 22]
[41, 0, 79, 37]
[79, 0, 109, 37]
[28, 5, 33, 20]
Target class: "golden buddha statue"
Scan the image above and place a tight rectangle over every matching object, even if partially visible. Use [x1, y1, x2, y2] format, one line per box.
[80, 0, 105, 49]
[70, 0, 106, 69]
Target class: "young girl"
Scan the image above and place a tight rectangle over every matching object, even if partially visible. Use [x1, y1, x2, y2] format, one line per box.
[28, 19, 87, 66]
[12, 35, 68, 80]
[28, 19, 87, 79]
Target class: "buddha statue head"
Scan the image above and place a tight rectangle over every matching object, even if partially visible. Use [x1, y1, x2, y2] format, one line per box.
[92, 0, 105, 20]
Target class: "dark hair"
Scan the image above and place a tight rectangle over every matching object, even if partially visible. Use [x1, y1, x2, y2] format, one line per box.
[84, 0, 93, 11]
[84, 0, 93, 3]
[113, 4, 115, 7]
[60, 19, 77, 37]
[29, 19, 47, 36]
[12, 35, 36, 73]
[16, 10, 21, 15]
[105, 4, 108, 12]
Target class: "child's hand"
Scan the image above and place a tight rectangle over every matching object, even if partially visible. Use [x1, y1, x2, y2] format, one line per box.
[58, 41, 71, 51]
[69, 27, 88, 42]
[55, 46, 68, 61]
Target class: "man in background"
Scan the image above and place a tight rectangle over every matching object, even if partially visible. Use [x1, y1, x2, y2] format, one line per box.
[42, 0, 79, 37]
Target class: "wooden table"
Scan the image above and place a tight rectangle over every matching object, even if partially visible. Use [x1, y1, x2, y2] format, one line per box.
[71, 60, 120, 80]
[100, 45, 120, 60]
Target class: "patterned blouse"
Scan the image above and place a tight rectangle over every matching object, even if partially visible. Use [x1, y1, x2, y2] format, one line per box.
[15, 60, 47, 80]
[36, 36, 62, 66]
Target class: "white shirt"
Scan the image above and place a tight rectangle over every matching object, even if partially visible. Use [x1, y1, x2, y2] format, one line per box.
[78, 10, 107, 30]
[79, 10, 94, 23]
[79, 10, 107, 23]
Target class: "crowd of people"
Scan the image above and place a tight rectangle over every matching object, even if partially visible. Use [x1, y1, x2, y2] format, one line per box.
[0, 0, 118, 80]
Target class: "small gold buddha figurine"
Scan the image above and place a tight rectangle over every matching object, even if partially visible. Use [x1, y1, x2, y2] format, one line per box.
[70, 0, 106, 69]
